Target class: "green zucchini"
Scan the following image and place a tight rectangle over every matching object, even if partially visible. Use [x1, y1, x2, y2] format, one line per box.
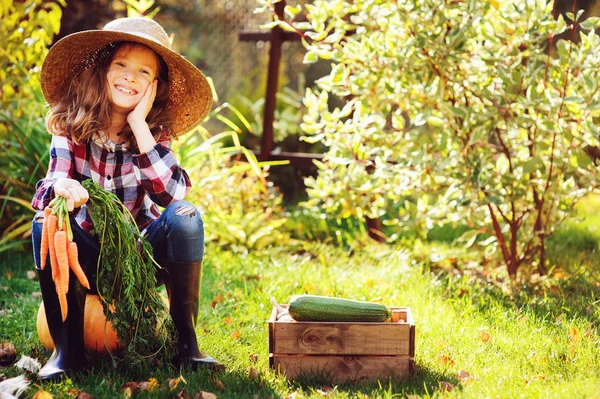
[288, 294, 391, 322]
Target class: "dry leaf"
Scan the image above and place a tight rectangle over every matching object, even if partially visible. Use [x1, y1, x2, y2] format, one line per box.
[147, 378, 159, 392]
[198, 391, 218, 399]
[5, 272, 11, 280]
[31, 292, 43, 299]
[316, 385, 335, 396]
[120, 382, 137, 398]
[174, 388, 190, 399]
[33, 390, 53, 399]
[231, 330, 241, 340]
[479, 330, 492, 343]
[0, 342, 17, 365]
[457, 369, 471, 381]
[568, 327, 579, 344]
[211, 294, 224, 308]
[286, 392, 300, 399]
[405, 395, 420, 399]
[168, 376, 186, 391]
[438, 355, 455, 367]
[26, 270, 37, 280]
[214, 380, 225, 391]
[525, 375, 546, 385]
[223, 317, 233, 324]
[77, 392, 95, 399]
[248, 353, 259, 363]
[440, 381, 455, 392]
[248, 367, 259, 380]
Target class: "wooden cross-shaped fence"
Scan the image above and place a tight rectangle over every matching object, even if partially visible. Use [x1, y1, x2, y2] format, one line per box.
[238, 0, 384, 241]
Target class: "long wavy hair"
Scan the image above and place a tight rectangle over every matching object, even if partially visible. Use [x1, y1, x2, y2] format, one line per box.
[45, 41, 172, 152]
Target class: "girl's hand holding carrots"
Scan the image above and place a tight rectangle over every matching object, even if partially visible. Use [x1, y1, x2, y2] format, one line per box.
[54, 178, 89, 212]
[39, 195, 90, 321]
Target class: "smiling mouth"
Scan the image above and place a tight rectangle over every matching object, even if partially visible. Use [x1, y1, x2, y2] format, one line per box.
[115, 85, 137, 95]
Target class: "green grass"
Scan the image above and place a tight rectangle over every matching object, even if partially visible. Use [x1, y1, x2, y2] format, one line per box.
[1, 237, 600, 398]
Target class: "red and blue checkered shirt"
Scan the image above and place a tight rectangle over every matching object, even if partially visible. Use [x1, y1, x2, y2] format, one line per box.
[31, 133, 191, 233]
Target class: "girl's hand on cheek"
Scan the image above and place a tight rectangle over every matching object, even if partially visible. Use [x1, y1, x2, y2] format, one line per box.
[127, 79, 157, 126]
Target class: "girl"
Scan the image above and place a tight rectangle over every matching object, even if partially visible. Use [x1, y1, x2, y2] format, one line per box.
[31, 17, 221, 381]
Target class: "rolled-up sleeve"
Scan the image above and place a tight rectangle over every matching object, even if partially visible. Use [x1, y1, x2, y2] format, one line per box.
[31, 135, 75, 211]
[132, 138, 191, 207]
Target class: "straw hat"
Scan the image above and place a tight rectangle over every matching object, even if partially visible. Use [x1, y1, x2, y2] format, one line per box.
[41, 17, 213, 137]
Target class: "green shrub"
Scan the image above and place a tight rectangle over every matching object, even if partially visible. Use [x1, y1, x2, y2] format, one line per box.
[258, 0, 600, 277]
[176, 104, 291, 255]
[0, 0, 64, 252]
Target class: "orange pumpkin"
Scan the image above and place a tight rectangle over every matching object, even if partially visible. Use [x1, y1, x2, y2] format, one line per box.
[37, 293, 170, 353]
[37, 294, 120, 353]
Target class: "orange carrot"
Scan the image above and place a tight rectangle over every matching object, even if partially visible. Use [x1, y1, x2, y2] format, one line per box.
[39, 207, 52, 269]
[67, 241, 90, 289]
[57, 284, 68, 322]
[54, 230, 70, 321]
[54, 230, 70, 290]
[47, 214, 59, 281]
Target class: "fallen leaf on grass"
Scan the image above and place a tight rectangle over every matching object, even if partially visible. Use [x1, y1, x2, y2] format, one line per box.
[438, 355, 455, 367]
[223, 317, 233, 324]
[173, 388, 190, 399]
[248, 367, 259, 380]
[525, 375, 546, 385]
[76, 392, 95, 399]
[479, 330, 492, 343]
[316, 385, 335, 396]
[137, 377, 160, 392]
[286, 392, 300, 399]
[211, 294, 224, 308]
[248, 353, 259, 363]
[214, 380, 225, 391]
[120, 382, 138, 398]
[231, 330, 240, 340]
[32, 390, 53, 399]
[457, 369, 474, 386]
[568, 327, 580, 344]
[440, 381, 455, 392]
[457, 370, 470, 380]
[5, 272, 11, 280]
[168, 375, 186, 391]
[196, 391, 218, 399]
[31, 292, 43, 299]
[26, 270, 37, 280]
[0, 342, 17, 365]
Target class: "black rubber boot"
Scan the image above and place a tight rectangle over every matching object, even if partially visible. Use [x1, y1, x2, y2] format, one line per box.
[160, 260, 223, 371]
[37, 267, 86, 381]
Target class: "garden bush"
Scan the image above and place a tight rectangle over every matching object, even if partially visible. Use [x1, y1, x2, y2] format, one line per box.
[0, 0, 64, 252]
[258, 0, 600, 276]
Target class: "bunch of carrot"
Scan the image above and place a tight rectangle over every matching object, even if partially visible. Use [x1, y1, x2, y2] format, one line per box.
[40, 196, 90, 321]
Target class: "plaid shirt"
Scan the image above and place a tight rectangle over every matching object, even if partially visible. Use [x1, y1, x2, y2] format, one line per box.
[31, 133, 191, 233]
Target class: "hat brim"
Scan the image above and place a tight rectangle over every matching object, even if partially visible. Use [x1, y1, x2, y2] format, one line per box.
[41, 30, 213, 137]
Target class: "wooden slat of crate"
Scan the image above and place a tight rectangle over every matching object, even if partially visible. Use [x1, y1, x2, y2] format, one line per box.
[269, 306, 414, 356]
[270, 354, 414, 382]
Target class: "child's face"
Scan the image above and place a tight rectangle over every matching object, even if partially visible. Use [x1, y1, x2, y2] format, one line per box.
[106, 43, 160, 115]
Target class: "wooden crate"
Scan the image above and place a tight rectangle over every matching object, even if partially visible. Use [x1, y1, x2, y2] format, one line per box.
[268, 305, 415, 383]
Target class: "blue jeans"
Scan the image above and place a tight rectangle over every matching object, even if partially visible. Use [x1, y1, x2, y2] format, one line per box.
[31, 200, 204, 293]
